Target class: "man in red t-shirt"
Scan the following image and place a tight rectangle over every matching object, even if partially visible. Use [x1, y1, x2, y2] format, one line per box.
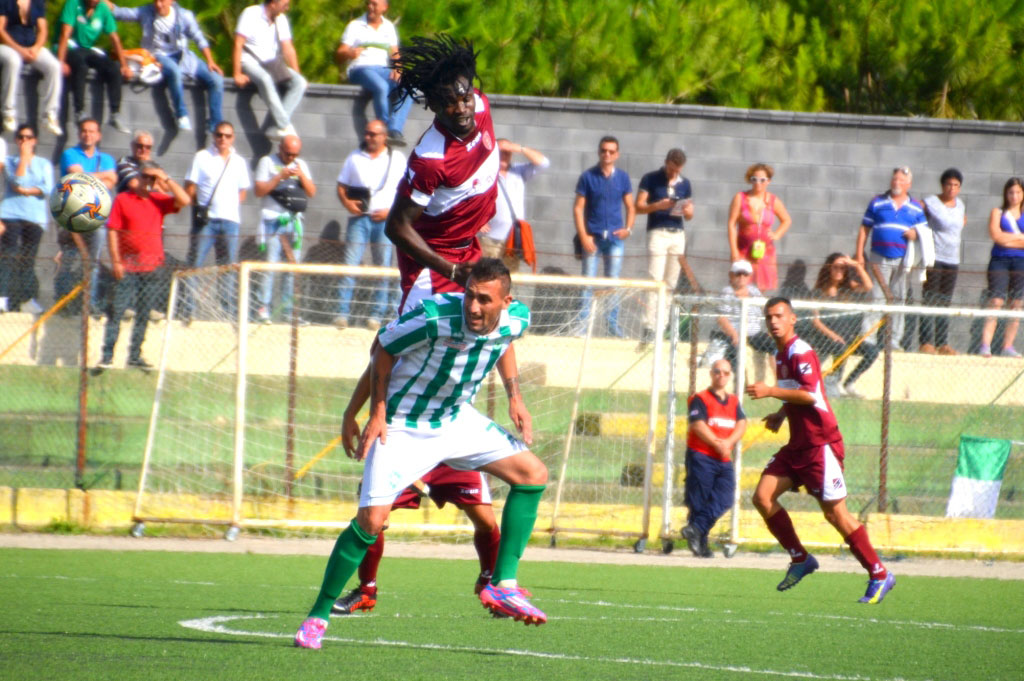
[746, 297, 895, 604]
[682, 358, 746, 558]
[97, 162, 190, 372]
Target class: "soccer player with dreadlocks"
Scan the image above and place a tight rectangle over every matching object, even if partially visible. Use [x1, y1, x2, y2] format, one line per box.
[383, 33, 499, 310]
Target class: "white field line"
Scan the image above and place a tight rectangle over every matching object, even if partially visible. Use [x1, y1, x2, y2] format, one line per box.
[13, 572, 1023, 635]
[179, 614, 914, 681]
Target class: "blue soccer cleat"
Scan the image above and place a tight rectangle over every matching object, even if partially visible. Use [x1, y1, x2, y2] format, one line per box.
[479, 583, 546, 625]
[776, 554, 819, 591]
[859, 571, 896, 604]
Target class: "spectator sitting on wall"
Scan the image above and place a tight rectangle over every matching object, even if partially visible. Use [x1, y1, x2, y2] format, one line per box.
[233, 0, 306, 141]
[0, 0, 63, 135]
[106, 0, 224, 133]
[56, 0, 132, 132]
[336, 0, 410, 147]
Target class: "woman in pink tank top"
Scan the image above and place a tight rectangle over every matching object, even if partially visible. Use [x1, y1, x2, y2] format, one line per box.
[726, 163, 792, 292]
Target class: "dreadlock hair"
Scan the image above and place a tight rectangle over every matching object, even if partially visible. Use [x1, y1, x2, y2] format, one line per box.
[390, 34, 479, 111]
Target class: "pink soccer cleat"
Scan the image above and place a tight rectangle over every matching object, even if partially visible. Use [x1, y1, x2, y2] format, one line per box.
[294, 617, 328, 649]
[479, 583, 546, 625]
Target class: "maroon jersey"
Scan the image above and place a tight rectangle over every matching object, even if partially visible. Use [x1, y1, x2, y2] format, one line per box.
[775, 335, 842, 448]
[395, 89, 499, 299]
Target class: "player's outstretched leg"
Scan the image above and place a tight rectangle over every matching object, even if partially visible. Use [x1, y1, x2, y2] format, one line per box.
[479, 483, 546, 625]
[844, 524, 894, 604]
[294, 520, 378, 648]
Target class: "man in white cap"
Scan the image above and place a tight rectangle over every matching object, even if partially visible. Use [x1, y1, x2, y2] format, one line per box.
[712, 259, 777, 371]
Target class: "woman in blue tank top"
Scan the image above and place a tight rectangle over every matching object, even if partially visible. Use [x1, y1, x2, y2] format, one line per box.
[979, 177, 1024, 358]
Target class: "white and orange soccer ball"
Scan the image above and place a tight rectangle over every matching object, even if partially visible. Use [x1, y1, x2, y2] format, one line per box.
[50, 172, 112, 233]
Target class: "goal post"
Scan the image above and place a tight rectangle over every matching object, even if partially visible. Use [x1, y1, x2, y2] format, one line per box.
[132, 263, 672, 542]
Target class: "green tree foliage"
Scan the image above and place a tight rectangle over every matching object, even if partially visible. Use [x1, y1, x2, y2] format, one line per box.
[92, 0, 1024, 120]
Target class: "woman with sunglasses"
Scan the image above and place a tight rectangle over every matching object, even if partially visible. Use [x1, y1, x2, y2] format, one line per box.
[727, 162, 792, 293]
[806, 253, 879, 399]
[0, 124, 53, 314]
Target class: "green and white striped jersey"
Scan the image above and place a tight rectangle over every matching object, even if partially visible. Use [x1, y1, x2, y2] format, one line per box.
[377, 293, 530, 428]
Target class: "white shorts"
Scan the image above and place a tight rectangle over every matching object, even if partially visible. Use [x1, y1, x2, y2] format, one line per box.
[359, 404, 528, 507]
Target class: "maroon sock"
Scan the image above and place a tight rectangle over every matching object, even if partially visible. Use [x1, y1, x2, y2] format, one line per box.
[765, 508, 808, 562]
[358, 532, 385, 588]
[474, 525, 501, 578]
[845, 525, 887, 580]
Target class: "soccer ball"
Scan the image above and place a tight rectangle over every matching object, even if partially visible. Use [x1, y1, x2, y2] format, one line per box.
[50, 172, 112, 233]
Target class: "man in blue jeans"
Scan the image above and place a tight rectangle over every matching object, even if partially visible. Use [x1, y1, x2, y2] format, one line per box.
[183, 121, 250, 320]
[253, 133, 315, 323]
[572, 135, 634, 337]
[334, 119, 406, 329]
[109, 0, 225, 133]
[336, 0, 411, 147]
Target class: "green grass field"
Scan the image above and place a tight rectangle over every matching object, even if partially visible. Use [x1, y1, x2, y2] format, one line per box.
[1, 547, 1022, 681]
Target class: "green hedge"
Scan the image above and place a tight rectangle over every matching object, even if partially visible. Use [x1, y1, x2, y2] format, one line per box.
[60, 0, 1024, 120]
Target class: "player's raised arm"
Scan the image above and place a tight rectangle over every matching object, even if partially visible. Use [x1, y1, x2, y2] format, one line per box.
[385, 193, 472, 284]
[357, 346, 395, 460]
[497, 343, 532, 445]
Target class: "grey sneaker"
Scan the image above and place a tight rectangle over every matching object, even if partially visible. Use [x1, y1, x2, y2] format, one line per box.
[177, 115, 193, 131]
[333, 316, 349, 329]
[127, 357, 154, 372]
[108, 113, 130, 134]
[1000, 346, 1022, 359]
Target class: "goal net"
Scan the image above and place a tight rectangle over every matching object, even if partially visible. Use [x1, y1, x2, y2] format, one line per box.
[132, 262, 672, 545]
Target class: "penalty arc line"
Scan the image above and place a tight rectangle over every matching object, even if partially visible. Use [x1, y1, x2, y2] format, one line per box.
[179, 614, 933, 681]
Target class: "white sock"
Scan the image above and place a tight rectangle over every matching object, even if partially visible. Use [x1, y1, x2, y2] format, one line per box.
[496, 579, 518, 589]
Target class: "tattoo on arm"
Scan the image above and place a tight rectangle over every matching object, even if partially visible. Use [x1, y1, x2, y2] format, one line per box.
[503, 375, 521, 399]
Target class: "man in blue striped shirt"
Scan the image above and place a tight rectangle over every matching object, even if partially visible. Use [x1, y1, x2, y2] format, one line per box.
[855, 167, 926, 349]
[295, 259, 549, 649]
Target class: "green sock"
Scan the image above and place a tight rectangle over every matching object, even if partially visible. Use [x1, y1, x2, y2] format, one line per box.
[491, 484, 545, 584]
[307, 520, 377, 619]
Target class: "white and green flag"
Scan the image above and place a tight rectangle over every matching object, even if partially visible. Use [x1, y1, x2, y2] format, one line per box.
[945, 436, 1011, 519]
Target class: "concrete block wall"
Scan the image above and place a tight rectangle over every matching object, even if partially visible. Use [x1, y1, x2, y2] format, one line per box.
[13, 76, 1024, 306]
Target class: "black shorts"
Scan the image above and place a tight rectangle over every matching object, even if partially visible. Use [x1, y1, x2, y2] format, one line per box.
[986, 255, 1024, 301]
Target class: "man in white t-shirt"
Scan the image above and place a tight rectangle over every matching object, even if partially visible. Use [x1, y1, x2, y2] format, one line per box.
[336, 0, 410, 147]
[183, 121, 251, 318]
[253, 134, 315, 323]
[334, 118, 407, 329]
[479, 138, 548, 272]
[233, 0, 306, 140]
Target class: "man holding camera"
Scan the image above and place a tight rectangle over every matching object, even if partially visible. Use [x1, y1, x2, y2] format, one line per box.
[334, 118, 407, 330]
[254, 133, 315, 323]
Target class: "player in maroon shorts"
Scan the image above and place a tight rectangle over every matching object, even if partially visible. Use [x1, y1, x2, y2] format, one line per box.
[746, 296, 896, 604]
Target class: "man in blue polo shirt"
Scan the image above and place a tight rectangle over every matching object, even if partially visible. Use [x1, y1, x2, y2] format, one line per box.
[572, 135, 634, 337]
[60, 117, 117, 314]
[636, 147, 694, 343]
[854, 166, 926, 349]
